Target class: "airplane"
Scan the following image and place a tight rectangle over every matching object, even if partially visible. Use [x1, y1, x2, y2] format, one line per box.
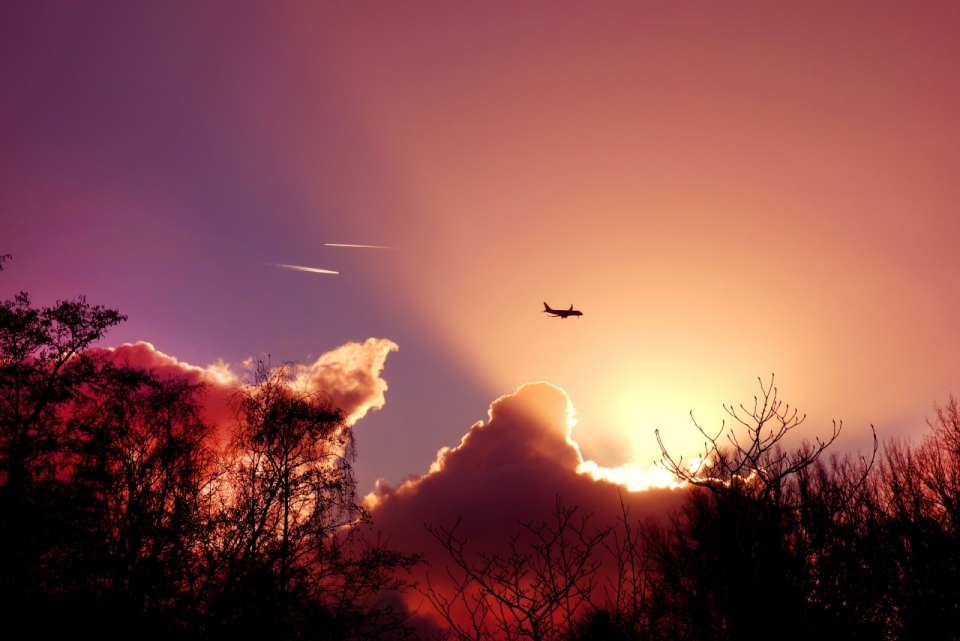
[543, 302, 583, 319]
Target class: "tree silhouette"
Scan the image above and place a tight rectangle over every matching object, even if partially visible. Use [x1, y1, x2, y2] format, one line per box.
[0, 278, 421, 639]
[425, 498, 611, 641]
[203, 360, 420, 639]
[645, 376, 878, 640]
[568, 497, 659, 641]
[862, 396, 960, 638]
[656, 375, 849, 494]
[63, 366, 214, 635]
[0, 289, 127, 607]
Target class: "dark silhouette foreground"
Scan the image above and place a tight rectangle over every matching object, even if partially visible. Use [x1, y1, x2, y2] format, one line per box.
[0, 271, 420, 639]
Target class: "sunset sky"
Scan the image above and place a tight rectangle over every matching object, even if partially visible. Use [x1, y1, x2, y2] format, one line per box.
[3, 1, 960, 496]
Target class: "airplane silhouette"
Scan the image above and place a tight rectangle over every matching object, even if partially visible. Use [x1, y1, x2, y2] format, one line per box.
[543, 302, 583, 319]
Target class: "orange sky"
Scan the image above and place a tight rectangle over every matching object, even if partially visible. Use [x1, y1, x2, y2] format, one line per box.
[298, 2, 960, 466]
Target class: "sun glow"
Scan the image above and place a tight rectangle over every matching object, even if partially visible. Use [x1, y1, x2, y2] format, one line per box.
[565, 376, 741, 492]
[577, 459, 681, 490]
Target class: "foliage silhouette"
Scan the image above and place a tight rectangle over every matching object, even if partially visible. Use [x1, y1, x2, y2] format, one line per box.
[0, 278, 421, 639]
[202, 360, 421, 640]
[0, 287, 128, 607]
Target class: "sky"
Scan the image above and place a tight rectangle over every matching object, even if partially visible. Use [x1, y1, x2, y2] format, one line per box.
[3, 1, 960, 500]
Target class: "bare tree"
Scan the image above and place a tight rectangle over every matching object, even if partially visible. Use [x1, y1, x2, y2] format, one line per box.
[594, 497, 656, 637]
[656, 375, 858, 498]
[424, 498, 611, 641]
[646, 376, 878, 640]
[863, 396, 960, 638]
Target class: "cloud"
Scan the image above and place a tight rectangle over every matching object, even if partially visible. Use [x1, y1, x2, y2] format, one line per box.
[366, 383, 687, 631]
[88, 341, 239, 429]
[87, 338, 398, 431]
[88, 341, 237, 387]
[367, 381, 686, 569]
[289, 338, 399, 425]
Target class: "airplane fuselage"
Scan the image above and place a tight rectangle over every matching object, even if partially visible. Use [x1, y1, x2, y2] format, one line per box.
[542, 302, 582, 319]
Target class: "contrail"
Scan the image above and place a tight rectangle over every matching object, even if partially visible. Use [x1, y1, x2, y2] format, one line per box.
[324, 243, 393, 249]
[269, 263, 339, 275]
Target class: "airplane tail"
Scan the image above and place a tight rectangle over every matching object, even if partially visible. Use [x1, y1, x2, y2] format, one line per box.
[543, 302, 552, 312]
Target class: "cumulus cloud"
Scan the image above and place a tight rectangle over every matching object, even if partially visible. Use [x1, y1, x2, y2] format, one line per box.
[89, 341, 238, 387]
[288, 338, 398, 425]
[87, 338, 398, 430]
[88, 341, 239, 429]
[366, 382, 687, 631]
[368, 381, 685, 558]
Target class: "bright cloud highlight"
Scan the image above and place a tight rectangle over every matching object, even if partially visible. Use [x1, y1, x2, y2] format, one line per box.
[88, 338, 398, 430]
